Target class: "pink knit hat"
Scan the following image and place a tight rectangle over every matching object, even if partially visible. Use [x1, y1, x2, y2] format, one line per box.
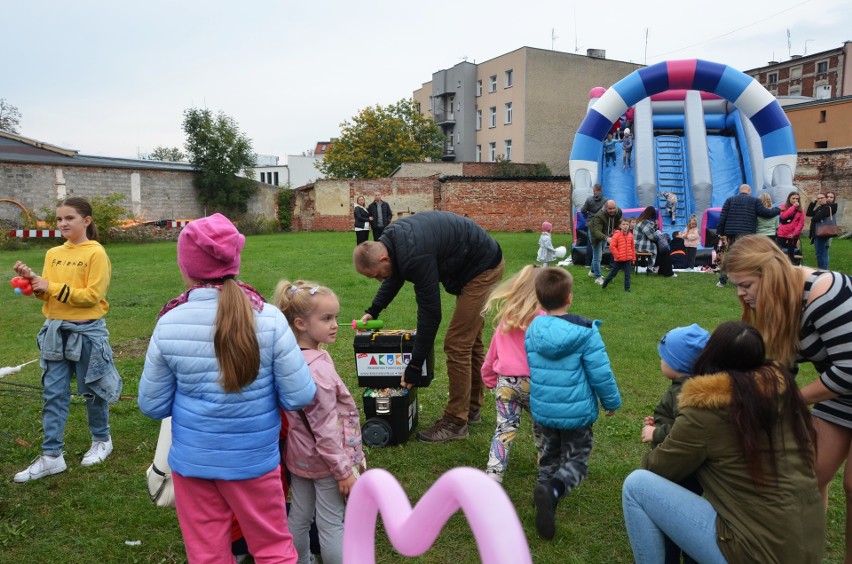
[177, 213, 245, 280]
[542, 221, 553, 232]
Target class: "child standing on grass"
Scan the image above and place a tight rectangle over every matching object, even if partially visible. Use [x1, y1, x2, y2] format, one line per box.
[138, 214, 316, 563]
[275, 280, 365, 564]
[536, 221, 557, 267]
[601, 219, 635, 292]
[481, 265, 545, 483]
[641, 324, 710, 564]
[680, 215, 700, 269]
[525, 267, 622, 540]
[12, 197, 122, 483]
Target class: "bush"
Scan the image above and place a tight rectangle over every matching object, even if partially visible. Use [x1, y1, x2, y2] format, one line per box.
[39, 194, 130, 243]
[277, 188, 292, 231]
[233, 213, 278, 236]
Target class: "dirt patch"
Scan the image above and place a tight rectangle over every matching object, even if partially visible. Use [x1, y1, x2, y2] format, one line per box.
[113, 338, 150, 360]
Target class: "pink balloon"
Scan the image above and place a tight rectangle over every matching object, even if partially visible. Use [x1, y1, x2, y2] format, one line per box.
[589, 86, 607, 99]
[343, 466, 532, 564]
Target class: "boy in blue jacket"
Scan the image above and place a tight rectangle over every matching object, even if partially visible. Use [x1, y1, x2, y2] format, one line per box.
[525, 267, 622, 540]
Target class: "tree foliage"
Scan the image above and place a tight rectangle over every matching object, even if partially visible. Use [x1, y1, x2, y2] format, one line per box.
[182, 108, 257, 214]
[146, 146, 185, 162]
[319, 99, 443, 179]
[0, 99, 22, 134]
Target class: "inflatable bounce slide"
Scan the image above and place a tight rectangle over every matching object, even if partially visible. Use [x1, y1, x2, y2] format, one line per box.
[569, 59, 797, 262]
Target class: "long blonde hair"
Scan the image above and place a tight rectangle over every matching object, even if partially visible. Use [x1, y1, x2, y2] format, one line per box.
[721, 235, 806, 366]
[215, 278, 260, 392]
[482, 265, 541, 332]
[274, 279, 336, 338]
[687, 214, 698, 230]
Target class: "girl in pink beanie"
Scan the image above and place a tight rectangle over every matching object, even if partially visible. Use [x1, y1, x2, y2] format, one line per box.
[537, 221, 557, 267]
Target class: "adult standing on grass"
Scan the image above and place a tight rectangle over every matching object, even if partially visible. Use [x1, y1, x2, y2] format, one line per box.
[806, 192, 837, 270]
[353, 211, 505, 443]
[623, 321, 824, 563]
[589, 200, 622, 285]
[367, 192, 392, 241]
[138, 214, 316, 563]
[353, 195, 371, 245]
[12, 196, 122, 483]
[580, 183, 605, 268]
[776, 191, 805, 265]
[715, 183, 780, 287]
[723, 234, 852, 563]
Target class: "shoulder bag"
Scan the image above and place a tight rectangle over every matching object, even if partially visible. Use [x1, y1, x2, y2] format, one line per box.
[816, 207, 842, 238]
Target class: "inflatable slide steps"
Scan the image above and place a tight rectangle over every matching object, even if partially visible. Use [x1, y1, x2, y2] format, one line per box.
[655, 136, 689, 231]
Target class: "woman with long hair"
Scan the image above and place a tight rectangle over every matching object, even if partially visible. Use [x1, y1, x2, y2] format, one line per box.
[777, 191, 805, 265]
[623, 321, 824, 563]
[723, 233, 852, 562]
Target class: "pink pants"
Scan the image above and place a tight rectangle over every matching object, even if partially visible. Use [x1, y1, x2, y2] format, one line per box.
[173, 467, 297, 564]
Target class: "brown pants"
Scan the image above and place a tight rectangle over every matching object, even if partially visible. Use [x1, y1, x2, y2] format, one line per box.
[443, 259, 505, 424]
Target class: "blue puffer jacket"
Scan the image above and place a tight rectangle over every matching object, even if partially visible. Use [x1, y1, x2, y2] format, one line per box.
[138, 288, 316, 480]
[525, 314, 622, 429]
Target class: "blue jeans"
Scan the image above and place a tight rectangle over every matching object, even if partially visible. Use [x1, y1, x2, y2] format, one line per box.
[622, 470, 727, 564]
[41, 330, 111, 455]
[591, 240, 604, 277]
[602, 260, 632, 290]
[814, 237, 830, 269]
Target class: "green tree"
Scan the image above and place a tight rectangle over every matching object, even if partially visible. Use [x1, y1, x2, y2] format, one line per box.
[146, 146, 185, 162]
[182, 108, 257, 214]
[319, 99, 443, 179]
[0, 99, 22, 134]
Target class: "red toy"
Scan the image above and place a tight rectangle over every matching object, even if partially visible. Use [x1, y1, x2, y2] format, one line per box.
[10, 276, 34, 296]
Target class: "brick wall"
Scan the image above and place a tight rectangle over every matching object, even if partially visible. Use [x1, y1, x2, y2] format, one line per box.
[291, 175, 572, 233]
[795, 147, 852, 226]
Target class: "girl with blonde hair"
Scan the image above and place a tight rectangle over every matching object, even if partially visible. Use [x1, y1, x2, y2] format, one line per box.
[480, 265, 545, 482]
[756, 192, 779, 242]
[680, 214, 701, 269]
[723, 234, 852, 562]
[275, 279, 365, 564]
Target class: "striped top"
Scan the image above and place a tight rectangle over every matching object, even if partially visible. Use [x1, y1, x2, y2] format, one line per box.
[801, 270, 852, 427]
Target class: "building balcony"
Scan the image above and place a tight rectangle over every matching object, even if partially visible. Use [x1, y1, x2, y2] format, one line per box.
[434, 111, 456, 125]
[441, 145, 456, 161]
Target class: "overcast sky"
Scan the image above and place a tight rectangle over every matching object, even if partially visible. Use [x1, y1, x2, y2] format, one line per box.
[3, 0, 849, 160]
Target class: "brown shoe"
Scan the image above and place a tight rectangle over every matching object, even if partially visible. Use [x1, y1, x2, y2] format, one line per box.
[468, 409, 482, 425]
[416, 416, 469, 443]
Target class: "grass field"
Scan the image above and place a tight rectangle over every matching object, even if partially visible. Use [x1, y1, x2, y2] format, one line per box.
[0, 231, 849, 563]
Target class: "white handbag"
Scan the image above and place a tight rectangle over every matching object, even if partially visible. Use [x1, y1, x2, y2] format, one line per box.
[146, 417, 176, 509]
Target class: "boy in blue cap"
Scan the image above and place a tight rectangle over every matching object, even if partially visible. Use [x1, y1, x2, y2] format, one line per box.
[640, 323, 710, 564]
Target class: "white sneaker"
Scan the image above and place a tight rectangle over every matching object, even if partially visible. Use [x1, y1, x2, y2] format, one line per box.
[716, 281, 726, 288]
[588, 270, 595, 277]
[81, 438, 113, 467]
[595, 277, 605, 285]
[14, 454, 67, 483]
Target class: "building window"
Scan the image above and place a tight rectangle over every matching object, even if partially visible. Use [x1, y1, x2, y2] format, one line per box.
[456, 132, 460, 144]
[504, 102, 513, 124]
[476, 109, 482, 130]
[260, 172, 266, 183]
[489, 142, 496, 162]
[505, 69, 513, 88]
[489, 75, 497, 92]
[815, 141, 828, 149]
[489, 106, 497, 128]
[791, 66, 802, 80]
[819, 110, 827, 123]
[817, 60, 828, 74]
[273, 171, 279, 185]
[789, 87, 801, 96]
[476, 145, 481, 162]
[816, 84, 831, 100]
[768, 72, 778, 84]
[504, 140, 512, 160]
[476, 80, 482, 97]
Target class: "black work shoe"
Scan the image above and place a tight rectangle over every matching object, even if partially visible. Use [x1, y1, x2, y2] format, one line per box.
[534, 483, 557, 540]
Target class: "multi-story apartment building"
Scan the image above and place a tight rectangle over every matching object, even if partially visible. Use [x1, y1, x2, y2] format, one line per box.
[746, 41, 851, 100]
[413, 47, 642, 175]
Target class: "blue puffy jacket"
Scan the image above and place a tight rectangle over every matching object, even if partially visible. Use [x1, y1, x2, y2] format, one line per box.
[138, 288, 316, 480]
[525, 314, 622, 429]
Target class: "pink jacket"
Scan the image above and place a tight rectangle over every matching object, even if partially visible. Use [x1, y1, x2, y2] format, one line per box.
[285, 349, 364, 481]
[777, 204, 805, 239]
[681, 226, 700, 248]
[481, 314, 544, 388]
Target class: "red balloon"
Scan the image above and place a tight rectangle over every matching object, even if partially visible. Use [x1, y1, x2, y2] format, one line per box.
[10, 277, 25, 289]
[21, 284, 34, 296]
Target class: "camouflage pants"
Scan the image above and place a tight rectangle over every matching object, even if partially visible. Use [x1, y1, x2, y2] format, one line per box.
[537, 425, 593, 497]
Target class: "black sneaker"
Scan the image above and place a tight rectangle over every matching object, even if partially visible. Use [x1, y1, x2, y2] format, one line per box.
[534, 483, 557, 540]
[468, 409, 482, 425]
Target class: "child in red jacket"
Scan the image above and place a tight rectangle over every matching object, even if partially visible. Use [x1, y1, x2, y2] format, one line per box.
[602, 219, 636, 291]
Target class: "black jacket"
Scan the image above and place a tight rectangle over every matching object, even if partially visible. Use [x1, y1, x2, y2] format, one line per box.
[365, 212, 502, 366]
[354, 205, 370, 229]
[806, 202, 837, 240]
[717, 193, 779, 236]
[367, 201, 392, 228]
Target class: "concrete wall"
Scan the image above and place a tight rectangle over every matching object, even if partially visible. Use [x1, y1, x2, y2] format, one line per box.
[0, 162, 277, 223]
